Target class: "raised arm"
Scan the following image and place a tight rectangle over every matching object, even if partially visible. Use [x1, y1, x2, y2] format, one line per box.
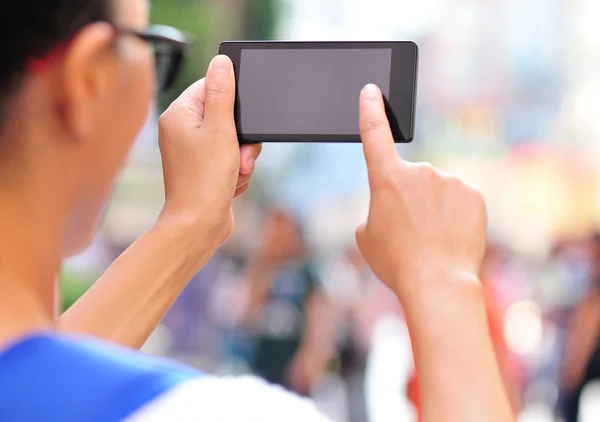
[60, 56, 262, 349]
[560, 294, 600, 390]
[356, 84, 514, 422]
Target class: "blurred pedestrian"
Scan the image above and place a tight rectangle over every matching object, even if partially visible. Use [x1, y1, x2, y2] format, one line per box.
[558, 233, 600, 422]
[323, 246, 400, 422]
[239, 208, 335, 395]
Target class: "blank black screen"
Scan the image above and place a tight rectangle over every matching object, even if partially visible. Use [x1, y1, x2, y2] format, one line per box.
[238, 49, 393, 136]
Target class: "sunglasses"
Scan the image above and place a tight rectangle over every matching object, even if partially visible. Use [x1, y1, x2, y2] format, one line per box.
[118, 24, 191, 93]
[28, 24, 191, 94]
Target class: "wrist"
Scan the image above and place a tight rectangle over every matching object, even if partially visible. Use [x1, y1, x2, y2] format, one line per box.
[158, 202, 232, 244]
[150, 214, 217, 270]
[398, 269, 485, 329]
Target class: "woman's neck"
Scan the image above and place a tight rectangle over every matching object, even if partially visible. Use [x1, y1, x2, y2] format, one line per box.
[0, 185, 63, 349]
[0, 278, 56, 349]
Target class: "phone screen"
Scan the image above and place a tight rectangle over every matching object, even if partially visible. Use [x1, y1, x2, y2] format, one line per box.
[220, 42, 418, 143]
[239, 48, 392, 136]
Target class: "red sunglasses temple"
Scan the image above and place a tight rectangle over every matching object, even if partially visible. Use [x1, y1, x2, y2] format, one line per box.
[26, 42, 71, 74]
[26, 25, 129, 74]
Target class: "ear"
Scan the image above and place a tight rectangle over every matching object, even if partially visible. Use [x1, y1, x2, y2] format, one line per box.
[58, 22, 117, 139]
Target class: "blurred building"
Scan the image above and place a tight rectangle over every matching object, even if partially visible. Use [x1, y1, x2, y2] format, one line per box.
[274, 0, 575, 255]
[558, 0, 600, 218]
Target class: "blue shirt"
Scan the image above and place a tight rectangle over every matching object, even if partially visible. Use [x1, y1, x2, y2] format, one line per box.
[0, 334, 328, 421]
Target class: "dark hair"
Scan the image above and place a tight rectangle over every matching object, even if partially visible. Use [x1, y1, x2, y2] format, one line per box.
[0, 1, 112, 123]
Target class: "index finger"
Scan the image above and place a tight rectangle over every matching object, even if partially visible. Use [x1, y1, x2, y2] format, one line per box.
[239, 143, 263, 175]
[359, 84, 402, 175]
[177, 78, 206, 108]
[172, 78, 207, 123]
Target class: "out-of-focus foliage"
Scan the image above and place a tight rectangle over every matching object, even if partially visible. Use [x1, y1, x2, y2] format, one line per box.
[151, 0, 281, 110]
[243, 0, 281, 40]
[61, 269, 94, 312]
[151, 0, 215, 109]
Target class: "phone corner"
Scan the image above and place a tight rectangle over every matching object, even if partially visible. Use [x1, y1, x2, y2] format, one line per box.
[218, 41, 230, 54]
[409, 41, 419, 55]
[396, 132, 415, 144]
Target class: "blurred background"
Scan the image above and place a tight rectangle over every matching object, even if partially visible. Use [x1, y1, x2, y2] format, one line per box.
[61, 0, 600, 421]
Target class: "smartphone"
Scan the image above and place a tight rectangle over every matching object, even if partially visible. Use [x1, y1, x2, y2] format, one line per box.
[218, 41, 418, 143]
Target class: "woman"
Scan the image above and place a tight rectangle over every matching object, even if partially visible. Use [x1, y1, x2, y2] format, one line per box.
[240, 208, 333, 395]
[0, 0, 513, 421]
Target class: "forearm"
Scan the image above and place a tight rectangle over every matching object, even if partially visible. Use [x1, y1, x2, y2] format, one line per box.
[60, 222, 213, 349]
[239, 262, 273, 325]
[560, 315, 597, 388]
[299, 293, 336, 373]
[405, 274, 514, 422]
[495, 344, 522, 413]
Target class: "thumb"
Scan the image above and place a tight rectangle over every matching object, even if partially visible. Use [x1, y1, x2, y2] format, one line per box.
[203, 55, 236, 134]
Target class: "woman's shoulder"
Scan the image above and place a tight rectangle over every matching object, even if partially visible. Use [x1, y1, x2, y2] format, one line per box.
[0, 333, 331, 422]
[0, 333, 198, 422]
[0, 333, 196, 376]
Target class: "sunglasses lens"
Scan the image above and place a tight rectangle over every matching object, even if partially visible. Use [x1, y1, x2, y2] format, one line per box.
[152, 42, 184, 94]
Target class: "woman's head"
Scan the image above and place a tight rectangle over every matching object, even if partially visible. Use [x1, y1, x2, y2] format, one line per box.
[1, 0, 154, 255]
[261, 208, 307, 261]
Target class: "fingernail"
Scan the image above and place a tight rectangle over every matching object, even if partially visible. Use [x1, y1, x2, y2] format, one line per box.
[363, 84, 380, 100]
[242, 157, 256, 175]
[212, 55, 231, 74]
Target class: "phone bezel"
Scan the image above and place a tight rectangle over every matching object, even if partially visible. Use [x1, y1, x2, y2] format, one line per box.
[218, 41, 419, 143]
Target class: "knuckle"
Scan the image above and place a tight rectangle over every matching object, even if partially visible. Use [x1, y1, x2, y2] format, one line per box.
[361, 115, 386, 133]
[206, 81, 232, 99]
[207, 121, 237, 138]
[414, 162, 438, 181]
[213, 215, 234, 245]
[158, 101, 189, 132]
[235, 185, 250, 198]
[464, 184, 486, 210]
[373, 165, 401, 190]
[237, 176, 251, 189]
[157, 107, 179, 143]
[445, 174, 463, 188]
[158, 108, 173, 131]
[472, 189, 487, 210]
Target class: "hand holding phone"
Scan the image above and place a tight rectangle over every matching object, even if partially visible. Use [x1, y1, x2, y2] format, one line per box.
[157, 56, 261, 251]
[219, 41, 418, 143]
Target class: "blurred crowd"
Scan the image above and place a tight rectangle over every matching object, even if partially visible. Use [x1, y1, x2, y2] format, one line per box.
[109, 204, 598, 422]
